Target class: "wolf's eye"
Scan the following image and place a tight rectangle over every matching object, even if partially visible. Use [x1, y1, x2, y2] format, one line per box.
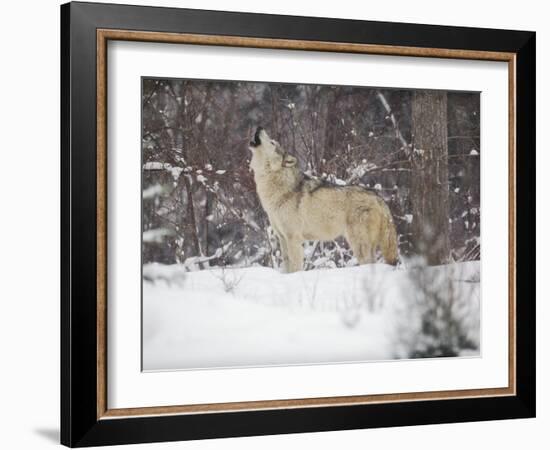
[270, 140, 275, 145]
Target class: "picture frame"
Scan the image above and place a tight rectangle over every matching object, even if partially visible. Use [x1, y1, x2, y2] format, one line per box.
[60, 1, 535, 447]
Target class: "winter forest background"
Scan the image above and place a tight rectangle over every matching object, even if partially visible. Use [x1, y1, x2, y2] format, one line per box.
[142, 78, 480, 269]
[141, 77, 481, 370]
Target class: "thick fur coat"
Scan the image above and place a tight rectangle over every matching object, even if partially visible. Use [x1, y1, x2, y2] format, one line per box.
[249, 127, 398, 272]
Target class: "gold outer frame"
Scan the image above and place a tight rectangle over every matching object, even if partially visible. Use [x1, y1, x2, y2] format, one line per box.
[96, 29, 516, 420]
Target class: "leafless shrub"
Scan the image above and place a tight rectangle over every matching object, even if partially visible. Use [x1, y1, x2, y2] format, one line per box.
[338, 267, 389, 328]
[142, 264, 187, 287]
[395, 259, 480, 358]
[298, 271, 320, 310]
[211, 267, 244, 294]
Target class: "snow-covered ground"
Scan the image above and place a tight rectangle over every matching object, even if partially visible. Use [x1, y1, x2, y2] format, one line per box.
[142, 262, 480, 371]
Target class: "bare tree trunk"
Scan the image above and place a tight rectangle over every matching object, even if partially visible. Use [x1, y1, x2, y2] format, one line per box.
[183, 175, 202, 257]
[322, 88, 339, 162]
[410, 91, 450, 265]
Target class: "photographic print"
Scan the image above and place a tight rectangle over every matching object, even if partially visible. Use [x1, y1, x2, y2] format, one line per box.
[62, 6, 535, 444]
[141, 77, 481, 371]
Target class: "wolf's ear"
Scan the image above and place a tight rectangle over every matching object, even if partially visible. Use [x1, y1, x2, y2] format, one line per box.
[282, 154, 297, 168]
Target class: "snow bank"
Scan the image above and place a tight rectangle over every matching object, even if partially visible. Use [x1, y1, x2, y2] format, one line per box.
[142, 262, 480, 371]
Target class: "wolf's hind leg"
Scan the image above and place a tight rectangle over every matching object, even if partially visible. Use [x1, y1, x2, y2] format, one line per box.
[355, 243, 375, 264]
[361, 243, 375, 264]
[348, 231, 374, 265]
[350, 242, 364, 264]
[348, 235, 363, 264]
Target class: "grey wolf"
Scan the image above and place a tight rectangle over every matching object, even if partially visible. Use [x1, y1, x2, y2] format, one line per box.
[249, 127, 398, 272]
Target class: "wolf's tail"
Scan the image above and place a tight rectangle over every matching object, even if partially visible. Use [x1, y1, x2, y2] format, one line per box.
[381, 214, 399, 265]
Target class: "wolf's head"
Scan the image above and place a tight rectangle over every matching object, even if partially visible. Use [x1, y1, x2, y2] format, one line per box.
[248, 127, 297, 175]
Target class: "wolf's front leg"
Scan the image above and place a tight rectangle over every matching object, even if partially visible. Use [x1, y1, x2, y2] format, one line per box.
[275, 233, 290, 273]
[286, 238, 304, 273]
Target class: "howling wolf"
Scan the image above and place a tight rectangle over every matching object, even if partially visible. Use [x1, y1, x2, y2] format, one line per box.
[249, 127, 398, 273]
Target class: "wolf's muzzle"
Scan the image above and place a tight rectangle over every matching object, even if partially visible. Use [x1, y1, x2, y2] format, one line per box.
[249, 126, 263, 147]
